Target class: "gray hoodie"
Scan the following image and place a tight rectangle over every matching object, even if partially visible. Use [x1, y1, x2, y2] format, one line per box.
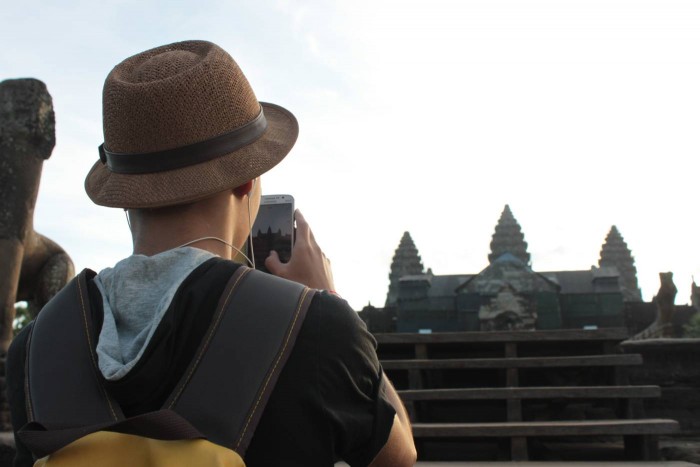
[94, 247, 215, 381]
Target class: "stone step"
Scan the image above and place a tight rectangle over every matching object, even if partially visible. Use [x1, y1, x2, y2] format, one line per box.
[412, 419, 680, 438]
[412, 463, 700, 466]
[382, 354, 643, 370]
[375, 328, 630, 345]
[399, 385, 661, 401]
[337, 463, 700, 466]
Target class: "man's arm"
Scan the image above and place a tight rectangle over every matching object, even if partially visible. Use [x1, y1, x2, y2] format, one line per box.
[267, 209, 416, 465]
[368, 375, 417, 467]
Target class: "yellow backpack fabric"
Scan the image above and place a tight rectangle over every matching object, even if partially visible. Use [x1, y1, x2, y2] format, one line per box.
[34, 432, 245, 467]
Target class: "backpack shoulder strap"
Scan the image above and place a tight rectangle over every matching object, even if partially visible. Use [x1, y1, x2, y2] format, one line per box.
[25, 269, 123, 427]
[165, 266, 315, 456]
[21, 265, 315, 460]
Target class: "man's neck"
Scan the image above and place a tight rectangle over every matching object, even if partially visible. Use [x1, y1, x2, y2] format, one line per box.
[129, 192, 238, 260]
[133, 235, 234, 259]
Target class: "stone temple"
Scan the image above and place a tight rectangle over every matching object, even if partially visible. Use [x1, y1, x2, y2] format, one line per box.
[364, 205, 648, 333]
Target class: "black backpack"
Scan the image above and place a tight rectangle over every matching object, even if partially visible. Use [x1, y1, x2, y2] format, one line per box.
[18, 266, 314, 466]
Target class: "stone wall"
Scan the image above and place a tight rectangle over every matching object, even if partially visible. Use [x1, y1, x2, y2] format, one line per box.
[621, 338, 700, 434]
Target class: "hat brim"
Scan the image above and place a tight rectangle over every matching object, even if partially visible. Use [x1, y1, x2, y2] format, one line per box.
[85, 102, 298, 209]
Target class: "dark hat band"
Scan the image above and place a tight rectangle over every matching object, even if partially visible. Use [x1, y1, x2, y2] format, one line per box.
[98, 108, 268, 175]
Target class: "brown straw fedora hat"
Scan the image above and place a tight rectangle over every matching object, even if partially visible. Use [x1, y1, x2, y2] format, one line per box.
[85, 40, 298, 209]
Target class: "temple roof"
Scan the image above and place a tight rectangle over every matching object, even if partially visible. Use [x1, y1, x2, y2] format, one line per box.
[541, 268, 620, 294]
[458, 252, 559, 294]
[489, 205, 531, 266]
[599, 225, 642, 301]
[400, 273, 473, 298]
[386, 231, 425, 306]
[431, 274, 473, 297]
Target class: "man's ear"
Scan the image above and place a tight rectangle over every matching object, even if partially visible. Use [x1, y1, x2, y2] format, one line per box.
[233, 180, 254, 198]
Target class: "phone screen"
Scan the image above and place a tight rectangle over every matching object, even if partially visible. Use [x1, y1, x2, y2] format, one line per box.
[251, 197, 294, 273]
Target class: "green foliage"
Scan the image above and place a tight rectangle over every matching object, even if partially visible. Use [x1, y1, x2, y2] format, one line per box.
[683, 312, 700, 338]
[13, 302, 30, 336]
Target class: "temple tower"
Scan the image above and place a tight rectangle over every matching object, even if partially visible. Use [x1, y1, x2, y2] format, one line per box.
[488, 205, 531, 266]
[598, 226, 642, 302]
[386, 231, 424, 306]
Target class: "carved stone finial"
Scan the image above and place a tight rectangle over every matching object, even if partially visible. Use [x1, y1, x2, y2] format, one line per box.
[598, 225, 642, 302]
[386, 231, 424, 306]
[488, 205, 531, 266]
[629, 272, 677, 340]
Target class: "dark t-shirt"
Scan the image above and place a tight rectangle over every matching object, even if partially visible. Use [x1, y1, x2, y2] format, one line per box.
[7, 258, 395, 467]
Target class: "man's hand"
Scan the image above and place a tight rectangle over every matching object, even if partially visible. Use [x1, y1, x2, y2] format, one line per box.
[265, 209, 335, 291]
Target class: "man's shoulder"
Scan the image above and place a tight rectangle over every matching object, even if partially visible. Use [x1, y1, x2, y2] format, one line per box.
[308, 291, 367, 333]
[304, 291, 379, 367]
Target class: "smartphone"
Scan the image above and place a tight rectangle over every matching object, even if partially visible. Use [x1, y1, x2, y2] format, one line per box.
[251, 194, 295, 273]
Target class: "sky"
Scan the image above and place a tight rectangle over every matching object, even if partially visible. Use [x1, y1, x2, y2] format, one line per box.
[2, 0, 699, 311]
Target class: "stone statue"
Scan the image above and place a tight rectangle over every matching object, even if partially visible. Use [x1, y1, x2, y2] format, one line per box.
[0, 78, 74, 353]
[629, 272, 677, 340]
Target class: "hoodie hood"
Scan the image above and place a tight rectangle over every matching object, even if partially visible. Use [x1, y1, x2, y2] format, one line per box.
[94, 247, 215, 381]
